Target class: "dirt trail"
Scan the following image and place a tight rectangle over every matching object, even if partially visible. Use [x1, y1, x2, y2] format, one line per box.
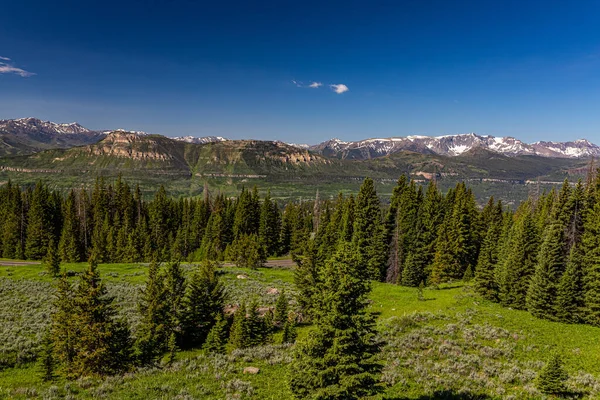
[222, 259, 296, 268]
[0, 261, 41, 267]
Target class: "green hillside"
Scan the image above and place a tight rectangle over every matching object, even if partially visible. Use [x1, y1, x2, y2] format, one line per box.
[0, 132, 589, 203]
[1, 262, 600, 399]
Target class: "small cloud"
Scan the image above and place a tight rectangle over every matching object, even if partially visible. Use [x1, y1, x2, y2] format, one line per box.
[330, 84, 349, 94]
[0, 57, 35, 77]
[308, 81, 322, 88]
[291, 79, 302, 87]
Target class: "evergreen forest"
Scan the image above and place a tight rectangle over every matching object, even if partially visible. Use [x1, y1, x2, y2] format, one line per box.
[1, 172, 600, 399]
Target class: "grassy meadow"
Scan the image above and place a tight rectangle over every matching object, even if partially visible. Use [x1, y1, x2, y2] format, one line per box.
[1, 261, 600, 399]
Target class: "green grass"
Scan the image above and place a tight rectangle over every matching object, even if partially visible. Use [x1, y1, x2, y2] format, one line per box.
[1, 263, 600, 398]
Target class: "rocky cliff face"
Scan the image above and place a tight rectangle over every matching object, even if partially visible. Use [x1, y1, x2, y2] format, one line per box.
[86, 131, 173, 161]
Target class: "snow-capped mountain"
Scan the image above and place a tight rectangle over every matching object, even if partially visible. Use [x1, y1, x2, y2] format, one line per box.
[310, 133, 600, 159]
[173, 135, 228, 144]
[531, 139, 600, 158]
[0, 117, 92, 135]
[285, 142, 310, 149]
[105, 129, 149, 136]
[0, 117, 106, 155]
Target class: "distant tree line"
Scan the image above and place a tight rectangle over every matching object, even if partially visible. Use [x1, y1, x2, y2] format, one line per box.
[0, 177, 312, 266]
[3, 169, 600, 330]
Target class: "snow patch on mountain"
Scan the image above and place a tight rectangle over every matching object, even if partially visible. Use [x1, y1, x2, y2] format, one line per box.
[1, 117, 92, 135]
[310, 133, 600, 159]
[173, 136, 228, 144]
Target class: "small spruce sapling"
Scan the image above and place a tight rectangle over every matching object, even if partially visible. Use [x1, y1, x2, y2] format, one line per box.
[537, 352, 568, 395]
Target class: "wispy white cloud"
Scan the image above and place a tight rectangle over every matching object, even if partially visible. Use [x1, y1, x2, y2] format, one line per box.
[330, 84, 349, 94]
[0, 57, 35, 77]
[291, 79, 303, 87]
[308, 81, 322, 88]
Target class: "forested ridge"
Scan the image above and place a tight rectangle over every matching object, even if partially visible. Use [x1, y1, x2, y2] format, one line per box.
[2, 172, 600, 397]
[2, 171, 600, 328]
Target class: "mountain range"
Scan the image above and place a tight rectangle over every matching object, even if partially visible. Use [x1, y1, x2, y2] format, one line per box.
[0, 118, 594, 203]
[308, 134, 600, 160]
[1, 118, 598, 160]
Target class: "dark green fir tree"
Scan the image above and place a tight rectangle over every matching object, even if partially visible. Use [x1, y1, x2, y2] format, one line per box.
[288, 244, 382, 399]
[536, 352, 568, 395]
[203, 313, 228, 354]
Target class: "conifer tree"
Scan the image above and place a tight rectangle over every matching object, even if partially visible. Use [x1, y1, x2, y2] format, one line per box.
[51, 272, 75, 377]
[429, 221, 460, 285]
[419, 181, 444, 269]
[203, 313, 228, 353]
[340, 195, 355, 243]
[228, 303, 249, 349]
[68, 260, 132, 377]
[149, 185, 172, 256]
[474, 207, 503, 301]
[448, 183, 479, 276]
[200, 202, 227, 260]
[25, 183, 52, 260]
[318, 193, 344, 261]
[191, 197, 210, 250]
[259, 190, 281, 256]
[582, 191, 600, 326]
[384, 176, 408, 282]
[135, 260, 168, 365]
[536, 352, 568, 395]
[231, 233, 266, 269]
[555, 245, 585, 323]
[1, 183, 23, 259]
[293, 240, 320, 319]
[162, 261, 186, 344]
[59, 190, 83, 263]
[386, 219, 401, 284]
[526, 221, 565, 320]
[43, 237, 61, 277]
[166, 332, 178, 365]
[179, 261, 225, 348]
[38, 330, 56, 382]
[353, 178, 387, 280]
[462, 265, 474, 281]
[123, 232, 140, 263]
[393, 180, 421, 283]
[499, 204, 539, 309]
[233, 188, 259, 239]
[280, 203, 296, 255]
[282, 318, 297, 344]
[289, 244, 382, 399]
[274, 290, 289, 328]
[565, 180, 585, 252]
[246, 300, 267, 346]
[401, 252, 424, 287]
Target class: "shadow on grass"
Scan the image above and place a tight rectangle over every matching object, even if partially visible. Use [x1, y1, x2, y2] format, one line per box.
[385, 391, 491, 400]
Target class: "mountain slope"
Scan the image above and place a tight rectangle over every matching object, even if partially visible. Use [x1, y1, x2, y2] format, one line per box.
[0, 132, 589, 204]
[0, 118, 105, 155]
[0, 118, 593, 203]
[310, 133, 600, 160]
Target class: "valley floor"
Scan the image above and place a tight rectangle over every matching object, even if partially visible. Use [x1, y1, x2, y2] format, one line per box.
[1, 261, 600, 399]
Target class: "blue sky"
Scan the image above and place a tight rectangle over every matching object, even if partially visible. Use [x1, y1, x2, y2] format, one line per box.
[1, 0, 600, 144]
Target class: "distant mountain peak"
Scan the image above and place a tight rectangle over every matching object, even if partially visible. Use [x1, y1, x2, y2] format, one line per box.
[107, 129, 149, 136]
[1, 117, 91, 135]
[310, 133, 600, 160]
[173, 135, 228, 144]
